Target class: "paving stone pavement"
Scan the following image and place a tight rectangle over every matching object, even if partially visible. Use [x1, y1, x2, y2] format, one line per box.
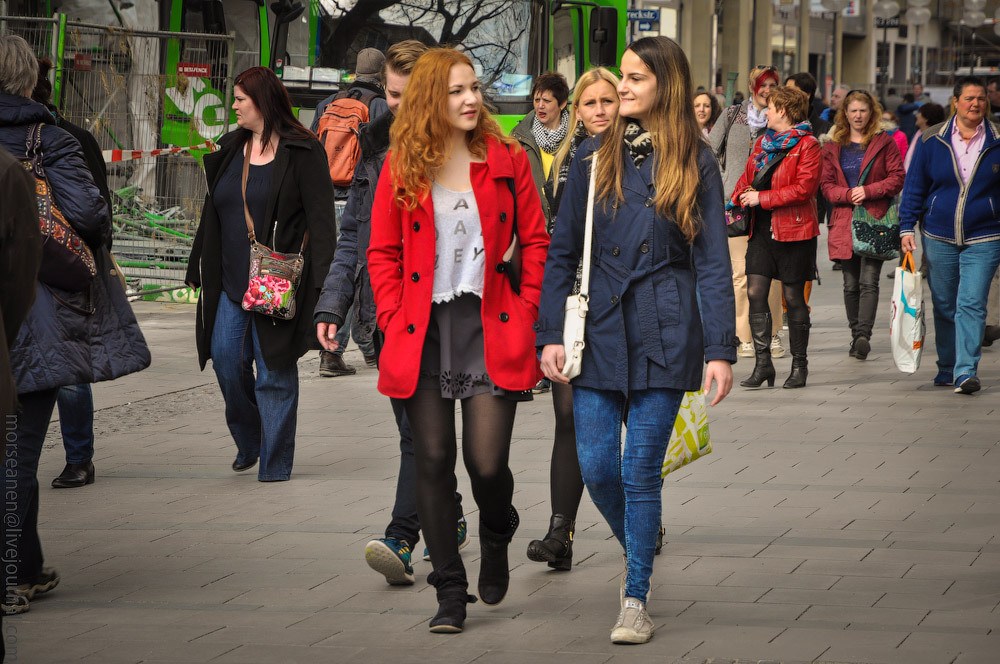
[7, 243, 1000, 664]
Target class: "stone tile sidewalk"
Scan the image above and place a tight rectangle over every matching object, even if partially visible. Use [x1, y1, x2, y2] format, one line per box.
[7, 253, 1000, 664]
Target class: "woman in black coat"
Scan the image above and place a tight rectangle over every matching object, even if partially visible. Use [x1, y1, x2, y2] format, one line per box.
[1, 34, 150, 616]
[186, 67, 336, 482]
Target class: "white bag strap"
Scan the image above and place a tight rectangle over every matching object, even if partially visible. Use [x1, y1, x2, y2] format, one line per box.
[579, 151, 598, 299]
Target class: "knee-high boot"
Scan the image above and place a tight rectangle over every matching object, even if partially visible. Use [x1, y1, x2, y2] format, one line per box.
[427, 554, 477, 633]
[478, 506, 519, 605]
[783, 320, 810, 389]
[740, 312, 776, 388]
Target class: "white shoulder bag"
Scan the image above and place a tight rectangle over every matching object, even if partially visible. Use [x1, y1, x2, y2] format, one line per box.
[561, 151, 598, 379]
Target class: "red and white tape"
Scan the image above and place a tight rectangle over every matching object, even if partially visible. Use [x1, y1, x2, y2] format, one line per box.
[102, 140, 217, 163]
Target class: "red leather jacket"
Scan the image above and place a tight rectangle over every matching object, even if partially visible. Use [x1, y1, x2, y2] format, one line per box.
[730, 134, 822, 242]
[367, 137, 549, 399]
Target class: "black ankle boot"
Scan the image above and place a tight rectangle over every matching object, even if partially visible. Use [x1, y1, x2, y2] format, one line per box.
[783, 320, 810, 389]
[428, 554, 476, 633]
[478, 506, 519, 605]
[740, 312, 776, 388]
[526, 514, 574, 571]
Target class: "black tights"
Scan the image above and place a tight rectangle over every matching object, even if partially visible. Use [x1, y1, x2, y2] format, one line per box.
[748, 275, 809, 323]
[549, 381, 584, 519]
[404, 390, 517, 570]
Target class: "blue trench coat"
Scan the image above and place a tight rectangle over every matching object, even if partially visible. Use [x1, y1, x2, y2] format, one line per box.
[535, 138, 737, 393]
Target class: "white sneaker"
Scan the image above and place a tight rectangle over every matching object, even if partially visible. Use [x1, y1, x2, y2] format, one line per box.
[738, 341, 754, 358]
[770, 334, 786, 358]
[611, 597, 654, 644]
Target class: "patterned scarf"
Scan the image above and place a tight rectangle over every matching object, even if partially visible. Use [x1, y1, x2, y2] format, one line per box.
[747, 103, 768, 131]
[753, 121, 813, 171]
[624, 119, 653, 168]
[554, 121, 589, 193]
[532, 108, 570, 154]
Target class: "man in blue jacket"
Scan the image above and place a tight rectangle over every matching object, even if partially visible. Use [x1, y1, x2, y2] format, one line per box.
[313, 41, 468, 586]
[900, 77, 1000, 395]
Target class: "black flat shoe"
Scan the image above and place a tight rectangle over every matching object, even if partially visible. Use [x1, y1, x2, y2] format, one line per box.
[51, 461, 95, 488]
[232, 457, 258, 472]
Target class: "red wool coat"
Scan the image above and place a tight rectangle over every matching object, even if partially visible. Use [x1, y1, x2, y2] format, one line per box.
[820, 131, 906, 261]
[730, 134, 822, 242]
[367, 137, 549, 399]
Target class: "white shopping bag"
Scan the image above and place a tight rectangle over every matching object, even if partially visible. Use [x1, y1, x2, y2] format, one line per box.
[889, 252, 925, 374]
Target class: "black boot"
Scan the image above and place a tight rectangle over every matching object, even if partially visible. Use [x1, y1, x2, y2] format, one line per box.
[526, 514, 574, 571]
[740, 312, 776, 388]
[478, 506, 519, 605]
[428, 554, 477, 633]
[783, 320, 810, 389]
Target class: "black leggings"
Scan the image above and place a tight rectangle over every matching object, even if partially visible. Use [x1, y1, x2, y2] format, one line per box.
[748, 275, 809, 324]
[404, 390, 517, 569]
[549, 381, 584, 519]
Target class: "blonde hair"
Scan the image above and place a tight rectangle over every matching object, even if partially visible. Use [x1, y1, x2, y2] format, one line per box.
[551, 67, 620, 197]
[595, 37, 703, 243]
[830, 89, 884, 147]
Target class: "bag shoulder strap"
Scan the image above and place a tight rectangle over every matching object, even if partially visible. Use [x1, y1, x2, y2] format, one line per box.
[751, 150, 787, 190]
[579, 151, 598, 299]
[858, 155, 877, 186]
[25, 123, 45, 178]
[241, 142, 309, 255]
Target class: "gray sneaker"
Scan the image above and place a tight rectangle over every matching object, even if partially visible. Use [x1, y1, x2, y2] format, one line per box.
[611, 597, 654, 644]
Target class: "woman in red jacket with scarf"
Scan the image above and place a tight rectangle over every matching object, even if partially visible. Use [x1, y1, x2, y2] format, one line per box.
[367, 48, 549, 634]
[728, 86, 821, 389]
[821, 90, 905, 360]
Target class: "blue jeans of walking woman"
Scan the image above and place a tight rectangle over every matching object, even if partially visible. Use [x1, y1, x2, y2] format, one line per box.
[211, 295, 299, 481]
[573, 386, 684, 602]
[922, 236, 1000, 381]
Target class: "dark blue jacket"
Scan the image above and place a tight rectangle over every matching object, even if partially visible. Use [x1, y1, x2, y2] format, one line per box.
[313, 110, 390, 340]
[0, 94, 149, 394]
[536, 139, 736, 394]
[900, 118, 1000, 246]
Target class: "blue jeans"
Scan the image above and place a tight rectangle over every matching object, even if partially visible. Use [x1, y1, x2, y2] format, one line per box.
[57, 384, 94, 464]
[6, 388, 59, 586]
[922, 235, 1000, 379]
[211, 295, 300, 481]
[333, 301, 375, 357]
[573, 386, 684, 602]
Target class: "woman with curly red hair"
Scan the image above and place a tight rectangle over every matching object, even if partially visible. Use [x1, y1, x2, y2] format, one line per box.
[367, 48, 549, 633]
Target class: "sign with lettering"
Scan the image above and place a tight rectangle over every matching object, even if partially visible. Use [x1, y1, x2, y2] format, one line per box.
[177, 62, 211, 78]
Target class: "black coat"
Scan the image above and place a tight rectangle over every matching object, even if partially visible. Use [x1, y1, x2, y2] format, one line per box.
[0, 147, 41, 418]
[314, 109, 390, 341]
[186, 129, 337, 371]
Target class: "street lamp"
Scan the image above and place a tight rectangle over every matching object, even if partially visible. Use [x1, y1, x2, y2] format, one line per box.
[872, 1, 900, 100]
[821, 0, 849, 95]
[905, 2, 932, 87]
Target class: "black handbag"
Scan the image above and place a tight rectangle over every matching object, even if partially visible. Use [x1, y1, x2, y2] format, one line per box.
[728, 150, 788, 238]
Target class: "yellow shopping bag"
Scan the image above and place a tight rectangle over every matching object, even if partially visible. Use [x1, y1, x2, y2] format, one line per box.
[661, 391, 712, 478]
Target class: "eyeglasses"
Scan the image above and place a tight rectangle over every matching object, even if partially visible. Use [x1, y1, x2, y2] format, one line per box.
[753, 64, 778, 73]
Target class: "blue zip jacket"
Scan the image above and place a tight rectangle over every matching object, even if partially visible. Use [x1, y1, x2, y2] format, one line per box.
[899, 117, 1000, 245]
[536, 138, 736, 394]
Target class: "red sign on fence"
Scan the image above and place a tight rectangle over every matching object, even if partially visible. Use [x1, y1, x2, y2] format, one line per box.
[177, 62, 211, 78]
[73, 53, 92, 71]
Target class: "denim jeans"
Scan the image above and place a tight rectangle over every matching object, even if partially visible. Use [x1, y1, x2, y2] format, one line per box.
[573, 386, 684, 602]
[841, 255, 884, 340]
[385, 396, 463, 548]
[211, 295, 300, 481]
[57, 384, 94, 464]
[922, 236, 1000, 379]
[333, 301, 375, 358]
[6, 388, 59, 586]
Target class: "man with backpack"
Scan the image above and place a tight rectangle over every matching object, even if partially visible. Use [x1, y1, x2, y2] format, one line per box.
[314, 40, 469, 586]
[313, 47, 389, 376]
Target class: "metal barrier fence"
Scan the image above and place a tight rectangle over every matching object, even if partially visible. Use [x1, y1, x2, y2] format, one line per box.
[1, 9, 235, 296]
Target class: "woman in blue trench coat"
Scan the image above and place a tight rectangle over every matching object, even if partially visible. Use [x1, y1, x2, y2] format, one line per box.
[536, 36, 736, 645]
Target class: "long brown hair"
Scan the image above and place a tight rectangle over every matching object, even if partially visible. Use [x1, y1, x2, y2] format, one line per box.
[595, 37, 703, 243]
[831, 89, 884, 147]
[232, 67, 312, 153]
[389, 48, 512, 210]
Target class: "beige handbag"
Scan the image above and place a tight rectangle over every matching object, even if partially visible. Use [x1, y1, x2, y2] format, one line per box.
[561, 151, 597, 380]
